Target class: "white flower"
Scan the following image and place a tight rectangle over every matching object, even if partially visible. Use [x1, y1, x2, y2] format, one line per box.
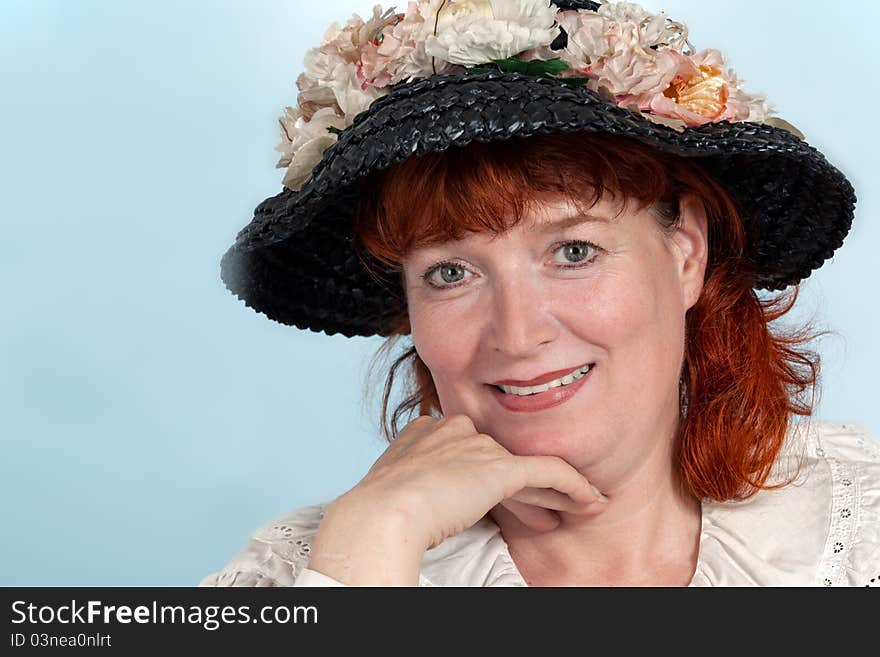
[328, 60, 386, 117]
[555, 9, 611, 70]
[424, 0, 560, 66]
[295, 72, 338, 121]
[596, 1, 690, 51]
[596, 1, 654, 24]
[276, 67, 388, 191]
[275, 107, 349, 191]
[275, 105, 303, 170]
[642, 13, 689, 52]
[725, 67, 774, 123]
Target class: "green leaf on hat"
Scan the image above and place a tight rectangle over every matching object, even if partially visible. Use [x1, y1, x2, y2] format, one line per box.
[551, 76, 592, 86]
[463, 66, 495, 75]
[491, 57, 570, 76]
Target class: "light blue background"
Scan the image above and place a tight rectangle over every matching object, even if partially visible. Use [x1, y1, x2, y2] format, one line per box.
[1, 0, 877, 585]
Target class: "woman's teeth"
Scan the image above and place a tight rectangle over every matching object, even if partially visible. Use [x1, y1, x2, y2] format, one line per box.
[497, 364, 593, 396]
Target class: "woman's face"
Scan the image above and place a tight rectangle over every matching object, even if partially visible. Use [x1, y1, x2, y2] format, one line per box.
[401, 192, 708, 474]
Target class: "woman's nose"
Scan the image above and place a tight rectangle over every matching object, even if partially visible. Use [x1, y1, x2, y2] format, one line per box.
[486, 273, 559, 357]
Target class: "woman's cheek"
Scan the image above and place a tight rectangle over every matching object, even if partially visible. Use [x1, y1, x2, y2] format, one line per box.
[411, 304, 472, 377]
[563, 269, 644, 340]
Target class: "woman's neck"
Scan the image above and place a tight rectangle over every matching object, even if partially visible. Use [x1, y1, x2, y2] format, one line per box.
[488, 444, 703, 587]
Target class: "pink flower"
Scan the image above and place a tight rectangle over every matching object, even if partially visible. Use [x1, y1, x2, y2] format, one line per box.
[360, 1, 458, 89]
[556, 9, 681, 95]
[596, 27, 679, 96]
[602, 33, 680, 96]
[300, 6, 397, 119]
[627, 49, 770, 126]
[320, 4, 399, 66]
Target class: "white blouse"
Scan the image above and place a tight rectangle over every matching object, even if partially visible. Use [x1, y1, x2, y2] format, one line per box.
[199, 421, 880, 587]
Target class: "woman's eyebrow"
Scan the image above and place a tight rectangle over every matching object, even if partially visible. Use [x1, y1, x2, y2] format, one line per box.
[529, 213, 614, 234]
[411, 213, 614, 258]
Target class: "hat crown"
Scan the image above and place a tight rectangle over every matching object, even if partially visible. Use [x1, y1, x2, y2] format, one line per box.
[277, 0, 782, 193]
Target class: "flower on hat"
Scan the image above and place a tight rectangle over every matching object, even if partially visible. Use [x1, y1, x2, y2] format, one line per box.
[424, 0, 561, 66]
[359, 1, 459, 88]
[553, 5, 689, 98]
[629, 48, 772, 124]
[276, 106, 349, 190]
[275, 0, 784, 191]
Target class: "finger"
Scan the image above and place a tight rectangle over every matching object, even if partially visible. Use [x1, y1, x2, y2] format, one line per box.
[497, 499, 560, 532]
[510, 487, 606, 513]
[512, 455, 608, 505]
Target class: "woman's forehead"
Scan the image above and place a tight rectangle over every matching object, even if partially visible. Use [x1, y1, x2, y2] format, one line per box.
[403, 198, 636, 259]
[410, 193, 629, 243]
[526, 193, 627, 224]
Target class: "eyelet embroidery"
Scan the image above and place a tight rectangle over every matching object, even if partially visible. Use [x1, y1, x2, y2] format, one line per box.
[251, 506, 329, 576]
[816, 455, 858, 586]
[811, 424, 865, 587]
[263, 524, 315, 562]
[815, 423, 880, 587]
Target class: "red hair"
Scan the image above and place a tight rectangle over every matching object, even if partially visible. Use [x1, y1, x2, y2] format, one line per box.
[352, 131, 826, 502]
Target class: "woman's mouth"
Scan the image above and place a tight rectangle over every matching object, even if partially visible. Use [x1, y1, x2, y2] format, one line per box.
[487, 363, 595, 413]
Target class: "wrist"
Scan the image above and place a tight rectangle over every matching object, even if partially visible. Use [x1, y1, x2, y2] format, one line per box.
[306, 493, 426, 586]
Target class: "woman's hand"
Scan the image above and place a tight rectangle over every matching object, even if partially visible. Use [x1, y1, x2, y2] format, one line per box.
[307, 414, 607, 585]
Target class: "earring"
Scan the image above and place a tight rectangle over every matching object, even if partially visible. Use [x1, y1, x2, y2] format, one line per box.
[679, 375, 689, 417]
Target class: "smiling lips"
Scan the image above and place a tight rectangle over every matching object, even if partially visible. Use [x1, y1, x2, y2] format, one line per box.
[491, 362, 594, 387]
[488, 364, 595, 413]
[495, 364, 593, 396]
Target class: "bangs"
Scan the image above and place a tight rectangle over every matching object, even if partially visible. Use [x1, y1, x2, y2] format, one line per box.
[353, 132, 685, 270]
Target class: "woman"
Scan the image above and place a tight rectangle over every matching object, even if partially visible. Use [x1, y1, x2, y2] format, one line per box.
[201, 0, 878, 586]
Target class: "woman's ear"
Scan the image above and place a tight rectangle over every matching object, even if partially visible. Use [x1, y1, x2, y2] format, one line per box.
[671, 193, 709, 310]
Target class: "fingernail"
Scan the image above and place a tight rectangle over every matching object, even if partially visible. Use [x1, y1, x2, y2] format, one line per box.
[591, 486, 609, 503]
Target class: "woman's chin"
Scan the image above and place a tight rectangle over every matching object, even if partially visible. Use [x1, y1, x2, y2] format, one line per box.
[487, 425, 604, 464]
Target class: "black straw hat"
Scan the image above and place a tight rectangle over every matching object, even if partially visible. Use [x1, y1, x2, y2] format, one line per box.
[219, 0, 856, 338]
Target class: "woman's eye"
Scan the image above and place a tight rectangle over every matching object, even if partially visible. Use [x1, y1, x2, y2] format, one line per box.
[553, 240, 600, 266]
[423, 263, 471, 288]
[421, 241, 601, 290]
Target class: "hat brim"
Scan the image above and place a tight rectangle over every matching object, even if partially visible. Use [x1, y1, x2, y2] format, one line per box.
[220, 70, 856, 338]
